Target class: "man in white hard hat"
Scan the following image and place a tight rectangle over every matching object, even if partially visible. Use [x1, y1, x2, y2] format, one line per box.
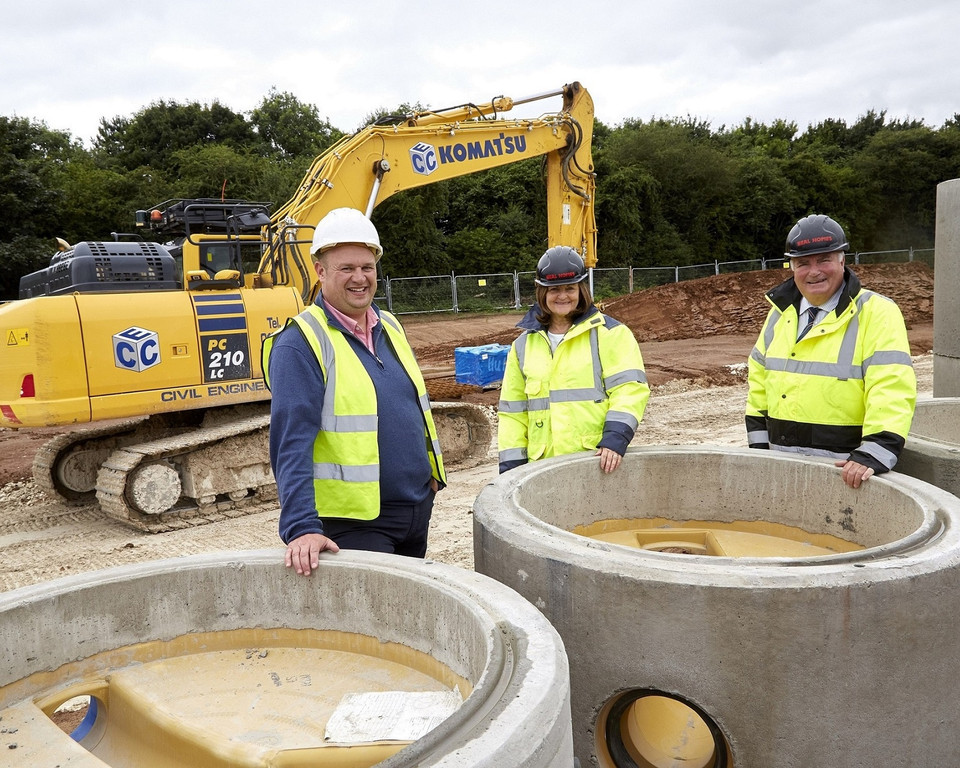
[263, 208, 445, 576]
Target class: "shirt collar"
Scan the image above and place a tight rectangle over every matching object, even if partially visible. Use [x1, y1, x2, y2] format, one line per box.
[322, 298, 379, 351]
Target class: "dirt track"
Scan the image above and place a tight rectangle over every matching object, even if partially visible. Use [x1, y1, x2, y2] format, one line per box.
[0, 263, 936, 592]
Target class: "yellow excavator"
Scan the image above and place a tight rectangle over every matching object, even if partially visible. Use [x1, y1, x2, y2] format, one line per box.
[0, 81, 596, 531]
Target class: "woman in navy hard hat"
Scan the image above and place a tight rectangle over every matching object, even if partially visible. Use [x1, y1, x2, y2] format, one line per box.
[498, 246, 650, 474]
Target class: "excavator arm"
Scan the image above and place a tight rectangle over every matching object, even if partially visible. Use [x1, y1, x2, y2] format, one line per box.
[258, 82, 596, 302]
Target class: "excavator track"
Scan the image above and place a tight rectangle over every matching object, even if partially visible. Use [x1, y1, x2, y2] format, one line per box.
[95, 412, 276, 533]
[32, 400, 491, 533]
[33, 419, 153, 505]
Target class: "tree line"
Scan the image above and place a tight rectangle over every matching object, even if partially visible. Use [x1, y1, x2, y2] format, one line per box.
[3, 89, 959, 299]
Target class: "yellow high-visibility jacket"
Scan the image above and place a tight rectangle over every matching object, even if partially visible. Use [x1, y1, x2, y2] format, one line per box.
[263, 304, 445, 520]
[498, 307, 649, 473]
[746, 268, 916, 473]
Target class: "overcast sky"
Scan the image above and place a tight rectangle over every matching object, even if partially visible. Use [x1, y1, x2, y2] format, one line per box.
[3, 0, 958, 147]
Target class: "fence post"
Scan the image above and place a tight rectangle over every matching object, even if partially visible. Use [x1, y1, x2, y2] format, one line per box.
[628, 267, 634, 294]
[451, 272, 458, 313]
[909, 247, 914, 262]
[385, 277, 393, 313]
[715, 260, 719, 275]
[513, 271, 521, 309]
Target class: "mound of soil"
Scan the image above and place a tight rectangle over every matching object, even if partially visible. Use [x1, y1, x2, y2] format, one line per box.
[601, 261, 934, 343]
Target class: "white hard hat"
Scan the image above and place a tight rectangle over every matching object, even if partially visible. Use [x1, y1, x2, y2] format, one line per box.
[310, 207, 383, 260]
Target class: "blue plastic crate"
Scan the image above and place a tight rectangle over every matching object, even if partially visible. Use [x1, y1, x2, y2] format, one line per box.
[454, 344, 510, 387]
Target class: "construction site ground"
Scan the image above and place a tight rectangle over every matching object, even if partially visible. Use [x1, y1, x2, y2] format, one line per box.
[0, 263, 935, 592]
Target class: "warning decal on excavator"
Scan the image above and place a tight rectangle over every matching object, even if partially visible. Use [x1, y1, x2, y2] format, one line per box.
[6, 328, 29, 346]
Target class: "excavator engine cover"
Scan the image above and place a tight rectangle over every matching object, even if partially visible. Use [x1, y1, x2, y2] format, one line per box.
[19, 242, 180, 299]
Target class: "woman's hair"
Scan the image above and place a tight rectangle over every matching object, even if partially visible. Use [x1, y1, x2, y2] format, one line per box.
[534, 281, 594, 326]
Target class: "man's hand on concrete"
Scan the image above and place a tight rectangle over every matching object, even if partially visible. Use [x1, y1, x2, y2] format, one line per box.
[285, 532, 340, 576]
[835, 459, 875, 489]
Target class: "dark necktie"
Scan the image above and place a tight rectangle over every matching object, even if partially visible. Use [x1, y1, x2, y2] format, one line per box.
[798, 306, 820, 341]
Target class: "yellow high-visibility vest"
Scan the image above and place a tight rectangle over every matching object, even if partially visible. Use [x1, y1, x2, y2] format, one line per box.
[264, 305, 445, 519]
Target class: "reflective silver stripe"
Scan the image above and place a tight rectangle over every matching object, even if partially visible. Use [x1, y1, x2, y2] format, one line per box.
[498, 398, 531, 413]
[380, 312, 402, 333]
[865, 350, 913, 367]
[499, 447, 528, 462]
[419, 392, 432, 411]
[857, 441, 898, 469]
[747, 429, 769, 444]
[605, 368, 647, 388]
[770, 444, 849, 460]
[606, 409, 639, 430]
[835, 313, 859, 375]
[589, 328, 604, 397]
[750, 346, 766, 366]
[527, 396, 551, 410]
[330, 414, 378, 431]
[763, 357, 863, 379]
[314, 463, 380, 482]
[763, 308, 781, 351]
[515, 333, 530, 370]
[550, 388, 602, 403]
[299, 311, 339, 430]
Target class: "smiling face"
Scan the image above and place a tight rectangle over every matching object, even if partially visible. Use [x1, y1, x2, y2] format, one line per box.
[315, 244, 379, 320]
[790, 251, 846, 305]
[544, 283, 582, 320]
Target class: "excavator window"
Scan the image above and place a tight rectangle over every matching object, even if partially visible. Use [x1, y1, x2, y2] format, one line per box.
[201, 244, 235, 278]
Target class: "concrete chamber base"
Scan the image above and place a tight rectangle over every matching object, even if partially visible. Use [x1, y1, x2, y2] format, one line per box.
[897, 396, 960, 497]
[474, 445, 960, 768]
[0, 550, 572, 767]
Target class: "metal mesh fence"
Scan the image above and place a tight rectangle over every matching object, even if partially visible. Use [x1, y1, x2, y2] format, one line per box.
[373, 248, 933, 315]
[454, 273, 520, 312]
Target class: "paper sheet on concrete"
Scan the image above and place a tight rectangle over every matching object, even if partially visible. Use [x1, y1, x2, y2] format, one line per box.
[324, 689, 463, 743]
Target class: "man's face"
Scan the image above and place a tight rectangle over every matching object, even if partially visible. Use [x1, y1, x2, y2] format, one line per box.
[790, 251, 845, 305]
[315, 244, 378, 320]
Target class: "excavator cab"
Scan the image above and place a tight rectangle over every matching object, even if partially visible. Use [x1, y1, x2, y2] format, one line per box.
[136, 199, 273, 291]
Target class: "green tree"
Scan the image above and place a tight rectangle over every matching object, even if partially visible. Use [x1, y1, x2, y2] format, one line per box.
[249, 89, 344, 160]
[0, 116, 80, 240]
[0, 116, 84, 297]
[373, 185, 450, 276]
[94, 100, 256, 172]
[849, 124, 945, 249]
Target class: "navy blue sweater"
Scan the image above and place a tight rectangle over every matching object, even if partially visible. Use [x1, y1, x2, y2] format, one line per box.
[267, 299, 433, 543]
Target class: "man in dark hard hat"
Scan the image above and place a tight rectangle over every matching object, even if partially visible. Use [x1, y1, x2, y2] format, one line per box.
[745, 214, 916, 488]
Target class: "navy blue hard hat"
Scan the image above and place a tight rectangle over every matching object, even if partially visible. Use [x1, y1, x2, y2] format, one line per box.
[785, 215, 849, 258]
[535, 246, 587, 286]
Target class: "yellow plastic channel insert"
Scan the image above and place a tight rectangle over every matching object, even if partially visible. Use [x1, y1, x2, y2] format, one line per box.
[2, 628, 471, 768]
[574, 517, 864, 557]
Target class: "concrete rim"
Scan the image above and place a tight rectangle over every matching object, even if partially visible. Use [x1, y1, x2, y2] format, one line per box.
[0, 549, 572, 767]
[477, 444, 960, 584]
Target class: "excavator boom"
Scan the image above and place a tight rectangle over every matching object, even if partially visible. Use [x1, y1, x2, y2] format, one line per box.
[262, 81, 596, 302]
